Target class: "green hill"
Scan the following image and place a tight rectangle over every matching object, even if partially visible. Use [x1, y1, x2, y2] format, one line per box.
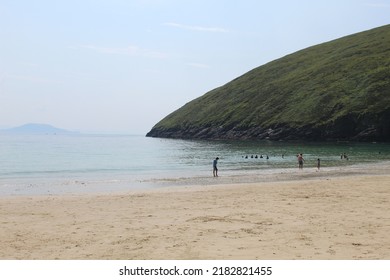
[147, 25, 390, 141]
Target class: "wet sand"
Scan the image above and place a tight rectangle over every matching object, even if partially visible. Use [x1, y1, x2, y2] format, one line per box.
[0, 164, 389, 259]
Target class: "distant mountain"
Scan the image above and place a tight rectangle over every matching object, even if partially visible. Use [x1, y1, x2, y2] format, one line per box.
[147, 24, 390, 141]
[1, 123, 78, 135]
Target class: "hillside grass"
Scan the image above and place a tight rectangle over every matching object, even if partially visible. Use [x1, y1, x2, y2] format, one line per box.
[150, 25, 390, 137]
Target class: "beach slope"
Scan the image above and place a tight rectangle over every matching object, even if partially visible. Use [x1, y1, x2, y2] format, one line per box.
[0, 173, 389, 259]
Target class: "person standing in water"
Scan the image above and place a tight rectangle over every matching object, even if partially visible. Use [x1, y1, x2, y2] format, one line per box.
[297, 153, 304, 170]
[317, 158, 321, 171]
[213, 157, 219, 177]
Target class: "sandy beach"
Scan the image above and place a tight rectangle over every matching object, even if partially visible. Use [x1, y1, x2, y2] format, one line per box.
[1, 164, 389, 260]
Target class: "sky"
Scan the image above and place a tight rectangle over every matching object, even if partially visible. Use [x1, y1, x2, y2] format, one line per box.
[0, 0, 389, 134]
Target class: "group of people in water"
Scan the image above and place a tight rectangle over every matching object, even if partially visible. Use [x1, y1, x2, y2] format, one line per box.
[213, 152, 350, 176]
[244, 154, 270, 159]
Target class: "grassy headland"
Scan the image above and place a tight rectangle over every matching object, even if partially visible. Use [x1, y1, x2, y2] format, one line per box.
[147, 25, 390, 141]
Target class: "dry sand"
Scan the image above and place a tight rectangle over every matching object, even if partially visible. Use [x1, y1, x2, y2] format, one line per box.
[0, 169, 389, 259]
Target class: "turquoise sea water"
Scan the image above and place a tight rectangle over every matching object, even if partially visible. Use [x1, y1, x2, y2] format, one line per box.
[1, 134, 390, 195]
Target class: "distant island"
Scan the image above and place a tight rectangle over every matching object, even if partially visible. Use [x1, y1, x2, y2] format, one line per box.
[147, 24, 390, 142]
[0, 123, 78, 135]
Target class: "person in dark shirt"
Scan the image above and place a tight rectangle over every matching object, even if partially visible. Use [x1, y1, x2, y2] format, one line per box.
[213, 157, 219, 177]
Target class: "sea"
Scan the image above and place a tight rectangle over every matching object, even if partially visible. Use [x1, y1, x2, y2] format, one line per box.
[1, 134, 390, 196]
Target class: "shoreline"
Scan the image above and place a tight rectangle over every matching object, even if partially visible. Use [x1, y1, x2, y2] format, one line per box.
[1, 160, 390, 197]
[146, 160, 390, 188]
[0, 163, 389, 259]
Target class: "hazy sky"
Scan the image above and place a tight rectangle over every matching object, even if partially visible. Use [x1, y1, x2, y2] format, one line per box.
[1, 0, 389, 134]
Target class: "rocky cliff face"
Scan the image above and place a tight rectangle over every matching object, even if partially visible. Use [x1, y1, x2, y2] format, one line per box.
[147, 113, 390, 141]
[147, 25, 390, 142]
